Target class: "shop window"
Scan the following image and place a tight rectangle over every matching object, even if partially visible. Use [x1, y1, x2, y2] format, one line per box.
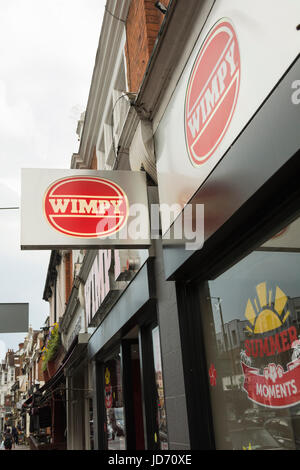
[201, 216, 300, 450]
[231, 330, 237, 347]
[128, 342, 145, 450]
[152, 326, 168, 450]
[89, 398, 94, 450]
[104, 351, 126, 450]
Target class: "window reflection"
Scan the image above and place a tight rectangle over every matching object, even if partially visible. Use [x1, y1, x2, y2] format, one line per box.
[104, 353, 126, 450]
[89, 398, 94, 450]
[152, 326, 168, 449]
[202, 217, 300, 450]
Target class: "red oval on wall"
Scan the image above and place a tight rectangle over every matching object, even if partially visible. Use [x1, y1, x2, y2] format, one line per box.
[185, 19, 240, 166]
[44, 176, 129, 238]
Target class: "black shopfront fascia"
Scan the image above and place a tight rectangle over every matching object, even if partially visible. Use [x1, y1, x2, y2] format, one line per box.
[164, 55, 300, 449]
[88, 259, 162, 450]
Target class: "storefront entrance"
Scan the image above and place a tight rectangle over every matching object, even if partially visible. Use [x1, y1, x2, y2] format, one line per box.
[103, 336, 145, 450]
[178, 208, 300, 450]
[200, 215, 300, 450]
[96, 319, 168, 450]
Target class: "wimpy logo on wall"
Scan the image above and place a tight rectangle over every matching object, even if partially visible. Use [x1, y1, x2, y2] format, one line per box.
[185, 19, 240, 166]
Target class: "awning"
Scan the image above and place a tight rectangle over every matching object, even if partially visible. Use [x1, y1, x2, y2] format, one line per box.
[21, 341, 77, 410]
[22, 334, 89, 408]
[38, 366, 64, 395]
[37, 335, 86, 405]
[22, 395, 33, 408]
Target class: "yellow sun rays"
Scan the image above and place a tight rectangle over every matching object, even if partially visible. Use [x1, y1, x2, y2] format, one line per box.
[245, 282, 290, 334]
[243, 442, 252, 450]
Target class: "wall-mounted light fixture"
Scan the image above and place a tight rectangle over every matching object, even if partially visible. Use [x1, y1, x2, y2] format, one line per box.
[155, 1, 167, 15]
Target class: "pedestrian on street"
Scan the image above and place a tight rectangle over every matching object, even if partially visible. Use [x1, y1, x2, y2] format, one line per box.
[3, 428, 13, 451]
[12, 426, 18, 447]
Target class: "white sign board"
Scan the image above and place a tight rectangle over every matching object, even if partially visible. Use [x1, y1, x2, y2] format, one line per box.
[0, 303, 29, 333]
[21, 169, 150, 249]
[154, 0, 300, 234]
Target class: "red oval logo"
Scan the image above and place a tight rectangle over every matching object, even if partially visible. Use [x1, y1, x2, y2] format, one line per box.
[44, 176, 129, 238]
[185, 19, 240, 166]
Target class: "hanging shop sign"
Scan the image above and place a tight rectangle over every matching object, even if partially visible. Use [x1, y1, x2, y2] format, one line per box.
[185, 19, 240, 166]
[0, 303, 28, 333]
[21, 169, 150, 249]
[240, 282, 300, 409]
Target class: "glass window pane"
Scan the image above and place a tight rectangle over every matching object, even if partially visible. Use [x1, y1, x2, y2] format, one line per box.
[89, 398, 94, 450]
[104, 351, 126, 450]
[152, 326, 168, 450]
[201, 217, 300, 450]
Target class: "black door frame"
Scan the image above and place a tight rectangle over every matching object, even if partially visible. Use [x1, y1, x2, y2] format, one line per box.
[121, 338, 144, 450]
[139, 320, 161, 450]
[92, 299, 160, 450]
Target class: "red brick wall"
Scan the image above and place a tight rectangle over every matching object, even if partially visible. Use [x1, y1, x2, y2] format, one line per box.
[37, 357, 45, 382]
[90, 147, 98, 169]
[125, 0, 170, 92]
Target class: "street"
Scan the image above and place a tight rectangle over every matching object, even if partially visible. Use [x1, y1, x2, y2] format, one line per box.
[1, 446, 29, 451]
[11, 444, 30, 451]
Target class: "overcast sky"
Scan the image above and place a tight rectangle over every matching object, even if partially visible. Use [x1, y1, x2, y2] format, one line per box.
[0, 0, 105, 359]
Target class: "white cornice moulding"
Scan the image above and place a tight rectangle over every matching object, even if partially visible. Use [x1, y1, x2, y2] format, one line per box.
[74, 0, 131, 170]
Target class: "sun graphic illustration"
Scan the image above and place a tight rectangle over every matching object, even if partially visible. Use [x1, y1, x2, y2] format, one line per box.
[105, 367, 111, 385]
[245, 282, 290, 334]
[243, 442, 252, 450]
